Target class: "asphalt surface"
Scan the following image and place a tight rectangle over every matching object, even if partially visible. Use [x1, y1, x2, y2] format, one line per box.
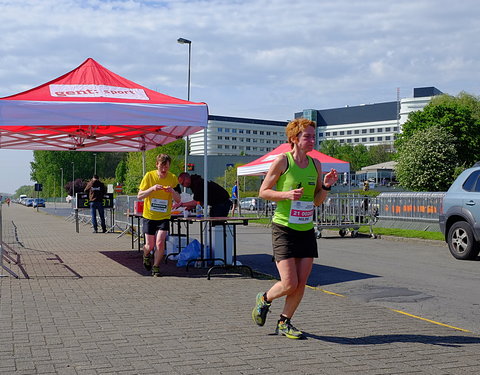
[1, 203, 480, 374]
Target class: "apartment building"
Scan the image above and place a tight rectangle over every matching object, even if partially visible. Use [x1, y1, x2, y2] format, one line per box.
[297, 87, 443, 149]
[189, 115, 288, 156]
[189, 87, 442, 156]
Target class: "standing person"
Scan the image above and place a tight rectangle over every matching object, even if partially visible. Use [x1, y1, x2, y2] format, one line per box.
[251, 118, 338, 339]
[138, 154, 181, 277]
[175, 172, 232, 217]
[230, 180, 241, 216]
[84, 175, 107, 233]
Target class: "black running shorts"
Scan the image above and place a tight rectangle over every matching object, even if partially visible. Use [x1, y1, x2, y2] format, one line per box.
[142, 218, 170, 235]
[271, 222, 318, 261]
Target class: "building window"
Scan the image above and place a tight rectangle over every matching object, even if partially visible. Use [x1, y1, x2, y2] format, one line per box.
[354, 130, 360, 134]
[332, 131, 338, 136]
[239, 129, 244, 134]
[347, 130, 352, 135]
[347, 139, 352, 143]
[393, 127, 399, 131]
[225, 136, 230, 140]
[246, 146, 251, 150]
[232, 129, 237, 133]
[354, 138, 359, 143]
[325, 132, 331, 136]
[246, 138, 251, 142]
[319, 132, 324, 137]
[260, 131, 264, 135]
[369, 137, 375, 142]
[362, 137, 367, 142]
[340, 131, 345, 135]
[217, 128, 223, 132]
[362, 129, 367, 134]
[377, 136, 383, 141]
[217, 136, 223, 140]
[385, 127, 391, 132]
[225, 128, 230, 133]
[218, 145, 222, 149]
[377, 128, 383, 133]
[386, 136, 391, 141]
[225, 145, 230, 149]
[339, 139, 345, 143]
[369, 128, 375, 133]
[246, 130, 251, 134]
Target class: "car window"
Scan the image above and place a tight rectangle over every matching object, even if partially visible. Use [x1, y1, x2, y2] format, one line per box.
[462, 170, 480, 192]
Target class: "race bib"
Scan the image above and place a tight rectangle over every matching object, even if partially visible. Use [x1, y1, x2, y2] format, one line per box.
[150, 198, 168, 213]
[289, 200, 314, 224]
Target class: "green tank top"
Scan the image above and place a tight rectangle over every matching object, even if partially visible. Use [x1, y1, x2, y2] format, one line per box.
[273, 151, 318, 231]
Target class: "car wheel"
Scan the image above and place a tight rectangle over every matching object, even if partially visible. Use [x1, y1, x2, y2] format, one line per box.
[339, 229, 346, 237]
[447, 221, 480, 260]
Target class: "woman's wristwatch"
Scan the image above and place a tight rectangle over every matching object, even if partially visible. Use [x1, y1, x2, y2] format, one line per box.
[322, 184, 331, 191]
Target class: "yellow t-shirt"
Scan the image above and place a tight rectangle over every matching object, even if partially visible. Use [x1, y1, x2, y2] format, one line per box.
[139, 170, 178, 220]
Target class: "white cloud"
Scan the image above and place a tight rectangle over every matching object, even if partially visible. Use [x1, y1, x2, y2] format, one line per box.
[1, 0, 479, 192]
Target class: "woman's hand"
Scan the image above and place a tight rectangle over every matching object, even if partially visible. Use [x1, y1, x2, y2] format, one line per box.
[286, 187, 304, 200]
[323, 169, 338, 187]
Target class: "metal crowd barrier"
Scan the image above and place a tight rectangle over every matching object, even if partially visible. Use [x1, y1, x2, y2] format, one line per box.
[315, 194, 378, 238]
[376, 192, 445, 222]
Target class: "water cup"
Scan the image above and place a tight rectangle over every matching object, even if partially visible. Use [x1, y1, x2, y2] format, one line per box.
[183, 210, 189, 218]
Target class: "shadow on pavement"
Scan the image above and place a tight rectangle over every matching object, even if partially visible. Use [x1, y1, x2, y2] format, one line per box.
[238, 253, 379, 286]
[100, 250, 222, 278]
[305, 333, 480, 347]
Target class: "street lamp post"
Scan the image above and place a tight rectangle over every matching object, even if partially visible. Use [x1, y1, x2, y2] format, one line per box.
[72, 162, 75, 200]
[60, 167, 64, 200]
[93, 153, 97, 175]
[177, 37, 192, 176]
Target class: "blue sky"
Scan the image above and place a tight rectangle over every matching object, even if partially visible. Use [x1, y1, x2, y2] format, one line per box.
[1, 0, 479, 194]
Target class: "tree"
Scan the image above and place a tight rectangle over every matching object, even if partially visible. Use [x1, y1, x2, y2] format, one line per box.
[397, 93, 480, 166]
[30, 150, 125, 197]
[396, 126, 458, 191]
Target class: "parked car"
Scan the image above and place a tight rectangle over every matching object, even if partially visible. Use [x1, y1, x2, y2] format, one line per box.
[32, 198, 46, 208]
[439, 162, 480, 260]
[25, 198, 35, 207]
[239, 197, 276, 212]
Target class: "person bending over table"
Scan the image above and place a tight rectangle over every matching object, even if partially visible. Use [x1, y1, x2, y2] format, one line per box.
[137, 154, 181, 277]
[251, 118, 338, 339]
[174, 172, 232, 217]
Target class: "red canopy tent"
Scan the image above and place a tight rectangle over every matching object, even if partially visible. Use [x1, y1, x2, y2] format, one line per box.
[0, 58, 208, 151]
[237, 143, 350, 176]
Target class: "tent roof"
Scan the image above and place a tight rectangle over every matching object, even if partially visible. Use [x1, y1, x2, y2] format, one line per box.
[0, 58, 208, 152]
[237, 143, 350, 176]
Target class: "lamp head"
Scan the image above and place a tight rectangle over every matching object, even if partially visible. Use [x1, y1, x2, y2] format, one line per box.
[177, 38, 191, 44]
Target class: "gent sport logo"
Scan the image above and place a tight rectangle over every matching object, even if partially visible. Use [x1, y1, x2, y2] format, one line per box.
[49, 84, 149, 100]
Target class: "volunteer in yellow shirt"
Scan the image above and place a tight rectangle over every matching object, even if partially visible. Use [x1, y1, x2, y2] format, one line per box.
[137, 154, 181, 277]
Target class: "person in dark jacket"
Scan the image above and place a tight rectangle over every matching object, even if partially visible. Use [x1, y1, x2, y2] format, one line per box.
[175, 172, 232, 217]
[84, 175, 107, 233]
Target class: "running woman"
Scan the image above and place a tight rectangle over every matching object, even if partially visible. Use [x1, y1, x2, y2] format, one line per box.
[252, 118, 338, 338]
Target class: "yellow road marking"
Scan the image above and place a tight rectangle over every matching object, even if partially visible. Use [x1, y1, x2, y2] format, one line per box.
[307, 285, 345, 297]
[390, 309, 471, 333]
[308, 286, 471, 333]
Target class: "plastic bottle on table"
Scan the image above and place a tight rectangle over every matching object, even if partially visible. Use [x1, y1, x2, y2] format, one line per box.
[195, 201, 203, 218]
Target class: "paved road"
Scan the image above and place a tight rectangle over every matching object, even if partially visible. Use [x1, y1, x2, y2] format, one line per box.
[1, 204, 480, 374]
[235, 226, 480, 334]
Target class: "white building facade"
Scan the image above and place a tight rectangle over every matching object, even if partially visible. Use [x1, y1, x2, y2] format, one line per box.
[189, 115, 288, 156]
[298, 87, 443, 150]
[189, 87, 442, 156]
